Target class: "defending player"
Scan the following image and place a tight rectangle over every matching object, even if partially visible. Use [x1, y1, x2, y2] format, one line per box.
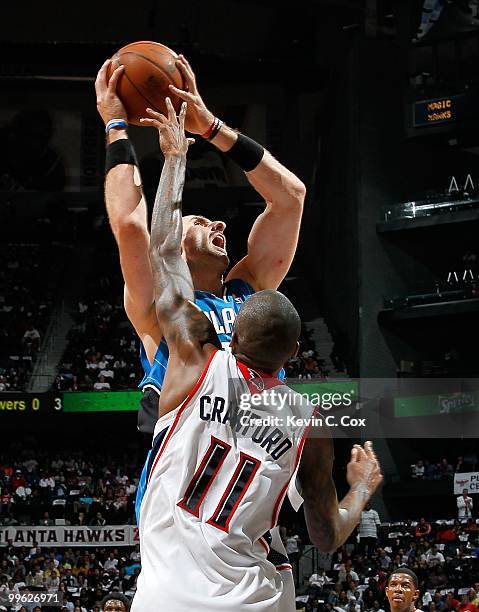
[95, 55, 305, 435]
[130, 100, 383, 611]
[385, 569, 421, 612]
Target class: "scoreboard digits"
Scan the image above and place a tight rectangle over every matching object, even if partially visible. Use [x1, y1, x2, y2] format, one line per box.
[0, 393, 63, 413]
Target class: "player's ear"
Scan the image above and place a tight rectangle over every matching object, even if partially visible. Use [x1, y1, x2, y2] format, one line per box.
[230, 332, 238, 351]
[290, 341, 299, 359]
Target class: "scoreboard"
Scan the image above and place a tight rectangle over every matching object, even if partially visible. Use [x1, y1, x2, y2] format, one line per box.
[0, 393, 63, 413]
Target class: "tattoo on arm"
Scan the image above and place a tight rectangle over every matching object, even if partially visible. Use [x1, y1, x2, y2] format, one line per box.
[149, 155, 194, 313]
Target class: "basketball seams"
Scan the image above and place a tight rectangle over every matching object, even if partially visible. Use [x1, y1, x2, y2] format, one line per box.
[122, 70, 162, 118]
[119, 40, 179, 59]
[118, 50, 184, 122]
[120, 51, 184, 88]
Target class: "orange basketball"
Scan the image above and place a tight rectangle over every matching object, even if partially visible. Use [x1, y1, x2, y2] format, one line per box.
[108, 41, 185, 126]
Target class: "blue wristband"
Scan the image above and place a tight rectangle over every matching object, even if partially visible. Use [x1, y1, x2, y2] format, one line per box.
[105, 119, 128, 134]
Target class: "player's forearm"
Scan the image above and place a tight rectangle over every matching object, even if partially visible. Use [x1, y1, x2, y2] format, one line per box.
[150, 154, 187, 256]
[304, 486, 367, 553]
[149, 153, 194, 308]
[104, 130, 146, 236]
[245, 151, 306, 208]
[333, 486, 371, 546]
[211, 124, 306, 207]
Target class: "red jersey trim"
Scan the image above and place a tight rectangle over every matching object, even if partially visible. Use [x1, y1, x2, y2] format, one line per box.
[236, 359, 285, 395]
[148, 348, 219, 485]
[258, 537, 270, 554]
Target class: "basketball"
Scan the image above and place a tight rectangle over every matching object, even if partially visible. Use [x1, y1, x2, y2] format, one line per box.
[108, 41, 185, 126]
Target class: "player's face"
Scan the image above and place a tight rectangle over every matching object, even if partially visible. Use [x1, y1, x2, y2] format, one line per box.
[181, 215, 229, 269]
[386, 574, 419, 612]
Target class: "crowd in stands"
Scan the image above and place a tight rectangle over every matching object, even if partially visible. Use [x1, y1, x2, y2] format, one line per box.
[285, 325, 327, 380]
[0, 244, 69, 392]
[0, 442, 142, 527]
[295, 518, 479, 611]
[0, 544, 138, 611]
[2, 436, 479, 611]
[411, 456, 478, 480]
[57, 248, 325, 391]
[57, 258, 142, 393]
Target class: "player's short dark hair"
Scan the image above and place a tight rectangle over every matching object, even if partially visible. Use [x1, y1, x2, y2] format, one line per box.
[387, 568, 419, 589]
[99, 593, 130, 611]
[234, 289, 301, 371]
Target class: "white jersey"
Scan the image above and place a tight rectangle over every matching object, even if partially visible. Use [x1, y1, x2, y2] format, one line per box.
[133, 349, 314, 612]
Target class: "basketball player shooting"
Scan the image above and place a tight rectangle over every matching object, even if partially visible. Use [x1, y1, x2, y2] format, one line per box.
[130, 99, 383, 611]
[95, 55, 305, 606]
[95, 55, 306, 435]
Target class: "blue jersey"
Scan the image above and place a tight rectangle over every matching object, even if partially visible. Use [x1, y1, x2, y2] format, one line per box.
[139, 278, 256, 392]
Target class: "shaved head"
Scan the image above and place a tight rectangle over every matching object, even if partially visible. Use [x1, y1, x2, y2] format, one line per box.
[232, 289, 301, 372]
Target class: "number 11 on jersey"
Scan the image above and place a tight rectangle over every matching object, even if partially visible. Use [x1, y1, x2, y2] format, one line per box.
[178, 435, 261, 532]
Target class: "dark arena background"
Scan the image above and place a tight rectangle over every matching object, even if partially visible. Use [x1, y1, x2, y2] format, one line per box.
[1, 1, 479, 611]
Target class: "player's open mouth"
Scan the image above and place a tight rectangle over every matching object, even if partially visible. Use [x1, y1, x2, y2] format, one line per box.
[211, 233, 226, 251]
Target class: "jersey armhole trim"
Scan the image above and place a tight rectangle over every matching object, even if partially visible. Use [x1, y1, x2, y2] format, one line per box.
[270, 409, 315, 528]
[147, 348, 219, 485]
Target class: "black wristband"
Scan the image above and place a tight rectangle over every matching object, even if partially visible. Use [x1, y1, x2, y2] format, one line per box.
[224, 133, 264, 172]
[105, 139, 138, 175]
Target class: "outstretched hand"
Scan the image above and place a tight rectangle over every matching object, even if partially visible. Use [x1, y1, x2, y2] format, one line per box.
[346, 441, 383, 500]
[168, 54, 215, 135]
[94, 59, 127, 126]
[140, 99, 195, 157]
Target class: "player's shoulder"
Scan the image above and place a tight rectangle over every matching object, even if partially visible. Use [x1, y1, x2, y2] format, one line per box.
[223, 278, 255, 299]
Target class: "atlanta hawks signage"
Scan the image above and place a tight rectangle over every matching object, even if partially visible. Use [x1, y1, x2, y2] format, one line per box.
[0, 525, 139, 547]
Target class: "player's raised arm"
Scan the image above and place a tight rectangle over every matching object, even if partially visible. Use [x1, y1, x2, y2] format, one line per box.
[140, 100, 220, 416]
[169, 55, 306, 291]
[95, 59, 160, 357]
[298, 438, 383, 552]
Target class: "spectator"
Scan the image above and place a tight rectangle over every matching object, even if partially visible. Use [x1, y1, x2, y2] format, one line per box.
[285, 529, 301, 569]
[426, 544, 445, 567]
[378, 549, 392, 570]
[415, 517, 432, 538]
[359, 504, 380, 555]
[458, 594, 478, 612]
[38, 511, 54, 526]
[309, 568, 330, 591]
[424, 460, 437, 480]
[94, 376, 111, 391]
[103, 553, 118, 574]
[411, 460, 425, 479]
[90, 512, 106, 527]
[457, 489, 474, 519]
[22, 325, 41, 351]
[438, 459, 453, 480]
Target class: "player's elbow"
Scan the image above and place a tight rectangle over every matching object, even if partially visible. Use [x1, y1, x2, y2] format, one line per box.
[309, 528, 340, 554]
[305, 505, 341, 553]
[113, 215, 147, 242]
[149, 240, 180, 261]
[288, 178, 306, 206]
